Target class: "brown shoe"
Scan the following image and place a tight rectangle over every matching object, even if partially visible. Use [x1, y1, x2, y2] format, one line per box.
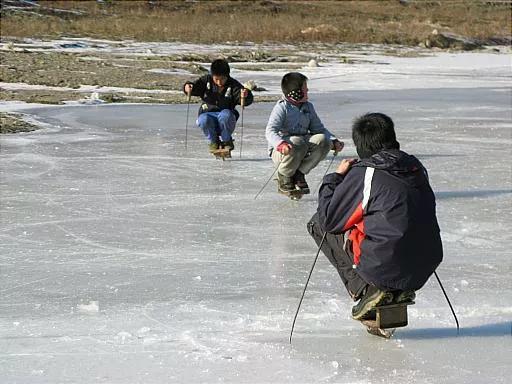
[221, 140, 234, 151]
[293, 170, 310, 194]
[278, 173, 296, 193]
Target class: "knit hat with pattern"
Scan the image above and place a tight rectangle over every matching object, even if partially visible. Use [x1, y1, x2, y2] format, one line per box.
[281, 72, 308, 101]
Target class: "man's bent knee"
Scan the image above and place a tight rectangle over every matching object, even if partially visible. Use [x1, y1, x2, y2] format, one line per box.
[310, 134, 331, 150]
[289, 136, 309, 157]
[290, 136, 307, 147]
[218, 110, 236, 123]
[197, 114, 216, 128]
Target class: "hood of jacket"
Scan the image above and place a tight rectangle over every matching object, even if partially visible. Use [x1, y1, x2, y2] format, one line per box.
[356, 149, 428, 188]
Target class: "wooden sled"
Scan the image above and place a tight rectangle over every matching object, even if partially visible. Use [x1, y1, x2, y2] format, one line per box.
[211, 148, 231, 160]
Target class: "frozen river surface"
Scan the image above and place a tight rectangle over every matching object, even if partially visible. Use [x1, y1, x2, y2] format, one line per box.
[1, 86, 511, 382]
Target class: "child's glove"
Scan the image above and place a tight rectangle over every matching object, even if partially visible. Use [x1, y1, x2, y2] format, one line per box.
[332, 139, 344, 153]
[276, 141, 292, 155]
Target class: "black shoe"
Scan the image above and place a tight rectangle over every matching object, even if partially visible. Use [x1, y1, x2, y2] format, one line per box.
[221, 140, 234, 151]
[278, 173, 296, 193]
[394, 290, 416, 304]
[293, 170, 310, 194]
[352, 285, 394, 320]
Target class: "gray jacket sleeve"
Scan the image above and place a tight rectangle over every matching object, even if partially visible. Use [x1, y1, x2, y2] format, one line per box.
[265, 102, 286, 149]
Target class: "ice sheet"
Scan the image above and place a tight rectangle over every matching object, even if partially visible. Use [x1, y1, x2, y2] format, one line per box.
[1, 47, 511, 383]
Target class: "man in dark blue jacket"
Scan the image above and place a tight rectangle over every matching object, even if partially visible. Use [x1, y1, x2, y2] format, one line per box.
[184, 59, 253, 156]
[308, 112, 443, 320]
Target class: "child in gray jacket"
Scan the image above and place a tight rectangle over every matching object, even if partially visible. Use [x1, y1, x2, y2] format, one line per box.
[265, 72, 344, 194]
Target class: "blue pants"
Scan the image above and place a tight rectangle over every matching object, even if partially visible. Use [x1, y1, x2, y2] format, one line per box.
[196, 110, 236, 144]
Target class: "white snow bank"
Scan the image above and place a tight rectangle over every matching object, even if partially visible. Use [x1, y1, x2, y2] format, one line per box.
[0, 82, 181, 94]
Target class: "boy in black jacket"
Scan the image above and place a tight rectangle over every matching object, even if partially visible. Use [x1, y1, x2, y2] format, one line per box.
[183, 59, 253, 156]
[308, 113, 443, 320]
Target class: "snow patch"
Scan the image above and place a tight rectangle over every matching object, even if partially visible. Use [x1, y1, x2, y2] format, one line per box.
[77, 300, 99, 313]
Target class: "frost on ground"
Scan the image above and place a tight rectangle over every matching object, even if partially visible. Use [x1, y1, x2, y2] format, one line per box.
[0, 43, 511, 383]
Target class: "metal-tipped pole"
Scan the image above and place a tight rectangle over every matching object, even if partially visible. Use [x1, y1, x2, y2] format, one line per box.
[239, 93, 245, 158]
[185, 93, 191, 149]
[434, 271, 460, 333]
[314, 151, 338, 194]
[290, 232, 327, 344]
[254, 158, 283, 200]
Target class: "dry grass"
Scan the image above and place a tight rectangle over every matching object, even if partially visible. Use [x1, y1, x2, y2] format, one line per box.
[0, 112, 38, 133]
[1, 0, 510, 45]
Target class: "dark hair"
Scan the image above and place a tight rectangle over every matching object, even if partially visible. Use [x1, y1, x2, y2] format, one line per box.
[281, 72, 308, 95]
[352, 113, 399, 158]
[210, 59, 230, 76]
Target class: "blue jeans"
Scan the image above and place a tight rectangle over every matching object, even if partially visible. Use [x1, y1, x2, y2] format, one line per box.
[196, 110, 236, 144]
